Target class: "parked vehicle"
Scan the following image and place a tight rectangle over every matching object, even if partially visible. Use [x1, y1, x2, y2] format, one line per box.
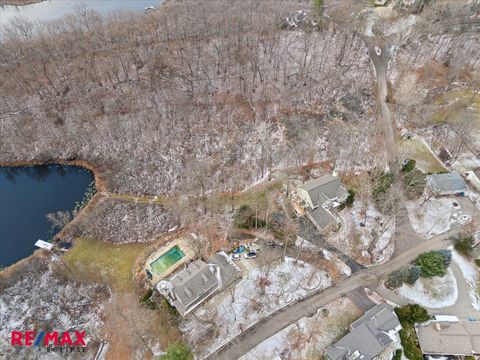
[244, 252, 257, 259]
[231, 253, 242, 261]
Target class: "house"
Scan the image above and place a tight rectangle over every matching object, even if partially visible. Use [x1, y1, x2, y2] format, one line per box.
[427, 172, 467, 196]
[324, 303, 401, 360]
[416, 320, 480, 356]
[156, 252, 240, 316]
[297, 174, 348, 233]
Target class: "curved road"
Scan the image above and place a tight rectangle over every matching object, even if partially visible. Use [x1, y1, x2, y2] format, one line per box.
[205, 230, 457, 360]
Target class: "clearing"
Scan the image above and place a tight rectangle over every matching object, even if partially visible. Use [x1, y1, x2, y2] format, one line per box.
[398, 138, 446, 174]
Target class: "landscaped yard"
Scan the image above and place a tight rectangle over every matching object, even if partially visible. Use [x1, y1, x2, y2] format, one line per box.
[182, 256, 332, 358]
[63, 237, 183, 358]
[63, 237, 149, 291]
[397, 268, 458, 308]
[398, 138, 446, 174]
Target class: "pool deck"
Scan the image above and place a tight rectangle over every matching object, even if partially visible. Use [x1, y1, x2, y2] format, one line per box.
[145, 238, 195, 284]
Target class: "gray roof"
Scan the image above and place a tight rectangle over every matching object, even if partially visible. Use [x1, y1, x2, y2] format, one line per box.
[307, 206, 336, 229]
[417, 321, 480, 356]
[325, 303, 401, 360]
[427, 172, 467, 194]
[170, 260, 219, 315]
[299, 175, 348, 207]
[207, 253, 241, 289]
[158, 252, 240, 316]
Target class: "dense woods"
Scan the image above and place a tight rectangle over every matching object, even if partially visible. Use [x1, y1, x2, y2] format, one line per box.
[0, 1, 375, 198]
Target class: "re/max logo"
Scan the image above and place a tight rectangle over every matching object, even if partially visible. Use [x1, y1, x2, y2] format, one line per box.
[11, 331, 86, 347]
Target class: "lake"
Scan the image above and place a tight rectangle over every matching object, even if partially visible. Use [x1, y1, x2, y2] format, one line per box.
[0, 0, 162, 25]
[0, 165, 94, 268]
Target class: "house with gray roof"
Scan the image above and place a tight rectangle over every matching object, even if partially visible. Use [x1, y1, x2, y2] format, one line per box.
[324, 303, 401, 360]
[156, 252, 240, 316]
[427, 172, 467, 196]
[416, 320, 480, 356]
[297, 174, 348, 233]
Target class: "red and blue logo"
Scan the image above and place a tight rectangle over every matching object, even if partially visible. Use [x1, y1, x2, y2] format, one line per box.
[10, 331, 87, 353]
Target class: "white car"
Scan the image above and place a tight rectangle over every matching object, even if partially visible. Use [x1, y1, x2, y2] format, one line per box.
[230, 253, 242, 261]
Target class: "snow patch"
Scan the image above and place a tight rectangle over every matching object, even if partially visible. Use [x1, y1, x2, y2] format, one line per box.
[397, 268, 458, 308]
[452, 249, 480, 311]
[183, 257, 331, 358]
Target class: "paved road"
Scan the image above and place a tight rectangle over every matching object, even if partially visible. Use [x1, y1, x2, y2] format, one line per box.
[205, 231, 456, 360]
[429, 261, 479, 320]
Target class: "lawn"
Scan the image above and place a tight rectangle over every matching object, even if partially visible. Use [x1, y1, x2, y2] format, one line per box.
[398, 138, 446, 174]
[63, 237, 184, 357]
[428, 88, 480, 125]
[63, 237, 149, 291]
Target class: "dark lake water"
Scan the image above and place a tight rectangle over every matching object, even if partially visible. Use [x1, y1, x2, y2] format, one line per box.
[0, 165, 94, 268]
[0, 0, 162, 25]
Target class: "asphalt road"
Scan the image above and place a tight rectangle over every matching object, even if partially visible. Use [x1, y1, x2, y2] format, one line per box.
[205, 230, 456, 360]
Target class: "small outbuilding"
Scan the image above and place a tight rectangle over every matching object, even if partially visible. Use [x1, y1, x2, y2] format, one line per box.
[427, 172, 467, 196]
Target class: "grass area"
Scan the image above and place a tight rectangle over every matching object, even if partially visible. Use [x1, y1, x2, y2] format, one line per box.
[210, 180, 283, 216]
[63, 237, 149, 291]
[429, 88, 480, 125]
[398, 138, 446, 173]
[63, 237, 184, 357]
[110, 192, 168, 205]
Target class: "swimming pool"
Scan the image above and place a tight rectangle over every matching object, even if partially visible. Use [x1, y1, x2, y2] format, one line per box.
[149, 245, 186, 275]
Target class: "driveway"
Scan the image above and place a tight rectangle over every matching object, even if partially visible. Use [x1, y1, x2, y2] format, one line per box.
[428, 261, 479, 320]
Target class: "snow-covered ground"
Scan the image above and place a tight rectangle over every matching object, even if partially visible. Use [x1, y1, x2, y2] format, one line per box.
[0, 262, 108, 359]
[397, 268, 458, 308]
[406, 193, 465, 238]
[452, 249, 480, 311]
[182, 257, 331, 358]
[238, 297, 362, 360]
[331, 201, 395, 265]
[322, 249, 352, 277]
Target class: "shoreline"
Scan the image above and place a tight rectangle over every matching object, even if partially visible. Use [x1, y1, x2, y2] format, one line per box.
[0, 0, 42, 5]
[0, 158, 108, 192]
[0, 158, 108, 272]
